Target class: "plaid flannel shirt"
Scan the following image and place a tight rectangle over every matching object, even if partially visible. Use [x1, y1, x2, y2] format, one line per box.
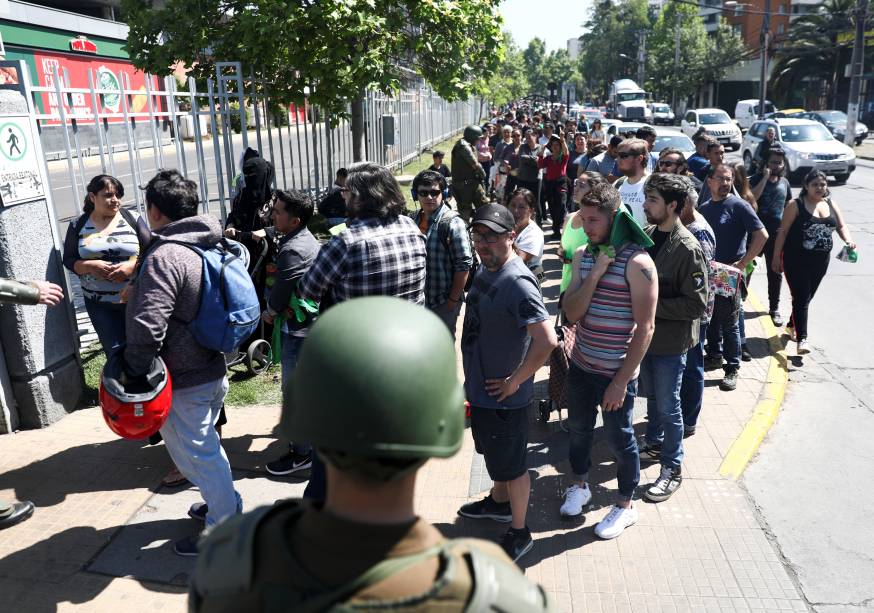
[413, 205, 473, 308]
[298, 215, 426, 305]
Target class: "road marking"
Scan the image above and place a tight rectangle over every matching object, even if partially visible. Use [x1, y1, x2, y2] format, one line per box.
[718, 290, 790, 480]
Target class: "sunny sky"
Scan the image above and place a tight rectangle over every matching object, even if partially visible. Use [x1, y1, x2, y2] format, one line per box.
[499, 0, 595, 53]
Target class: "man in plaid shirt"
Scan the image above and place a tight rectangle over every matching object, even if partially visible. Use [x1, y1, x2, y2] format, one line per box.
[296, 162, 427, 502]
[298, 162, 427, 307]
[410, 169, 473, 337]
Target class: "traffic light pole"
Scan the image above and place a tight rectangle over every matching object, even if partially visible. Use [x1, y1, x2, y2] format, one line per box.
[845, 0, 869, 146]
[757, 0, 771, 119]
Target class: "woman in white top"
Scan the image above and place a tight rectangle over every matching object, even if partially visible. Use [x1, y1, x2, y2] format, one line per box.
[508, 188, 545, 284]
[589, 119, 606, 144]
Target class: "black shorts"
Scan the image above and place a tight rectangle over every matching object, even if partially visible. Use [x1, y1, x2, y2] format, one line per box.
[470, 406, 529, 482]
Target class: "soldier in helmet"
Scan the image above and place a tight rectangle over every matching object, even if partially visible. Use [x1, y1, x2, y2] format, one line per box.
[190, 297, 554, 612]
[451, 125, 490, 223]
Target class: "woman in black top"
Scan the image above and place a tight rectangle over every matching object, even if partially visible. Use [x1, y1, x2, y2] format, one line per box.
[772, 170, 855, 355]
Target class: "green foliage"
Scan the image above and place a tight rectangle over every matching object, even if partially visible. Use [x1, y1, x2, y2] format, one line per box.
[122, 0, 504, 118]
[646, 1, 709, 102]
[477, 31, 529, 106]
[578, 0, 652, 101]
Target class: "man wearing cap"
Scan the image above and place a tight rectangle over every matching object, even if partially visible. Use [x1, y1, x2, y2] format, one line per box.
[457, 203, 558, 563]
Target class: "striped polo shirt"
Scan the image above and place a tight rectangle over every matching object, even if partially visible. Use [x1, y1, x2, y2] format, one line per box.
[77, 213, 140, 303]
[571, 242, 643, 377]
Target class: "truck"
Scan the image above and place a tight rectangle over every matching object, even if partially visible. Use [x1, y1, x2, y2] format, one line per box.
[607, 79, 652, 122]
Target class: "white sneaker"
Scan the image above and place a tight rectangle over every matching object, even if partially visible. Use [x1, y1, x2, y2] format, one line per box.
[594, 504, 638, 540]
[560, 484, 592, 517]
[797, 339, 810, 355]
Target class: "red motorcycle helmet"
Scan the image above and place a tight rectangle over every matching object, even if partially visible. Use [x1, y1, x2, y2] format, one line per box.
[99, 352, 172, 439]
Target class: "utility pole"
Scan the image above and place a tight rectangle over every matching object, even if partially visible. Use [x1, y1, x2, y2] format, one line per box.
[671, 8, 681, 111]
[845, 0, 869, 146]
[637, 29, 647, 85]
[758, 0, 771, 119]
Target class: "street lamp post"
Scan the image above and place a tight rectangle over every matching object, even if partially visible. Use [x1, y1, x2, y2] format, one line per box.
[758, 0, 771, 120]
[845, 0, 869, 146]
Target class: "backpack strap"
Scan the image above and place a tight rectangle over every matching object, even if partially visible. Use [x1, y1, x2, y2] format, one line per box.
[119, 206, 138, 230]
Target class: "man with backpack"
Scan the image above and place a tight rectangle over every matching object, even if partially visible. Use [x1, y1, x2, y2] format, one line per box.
[124, 170, 247, 557]
[411, 169, 473, 336]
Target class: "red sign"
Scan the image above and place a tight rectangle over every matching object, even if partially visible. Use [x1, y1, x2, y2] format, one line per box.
[34, 51, 162, 125]
[69, 37, 98, 54]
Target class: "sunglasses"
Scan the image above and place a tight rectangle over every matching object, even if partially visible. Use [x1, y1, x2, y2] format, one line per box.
[617, 152, 639, 159]
[658, 160, 680, 168]
[418, 188, 442, 198]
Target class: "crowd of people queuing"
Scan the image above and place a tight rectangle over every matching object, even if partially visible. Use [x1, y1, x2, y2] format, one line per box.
[0, 98, 857, 610]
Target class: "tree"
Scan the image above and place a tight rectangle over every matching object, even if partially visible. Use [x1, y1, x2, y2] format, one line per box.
[646, 1, 709, 104]
[122, 0, 504, 160]
[578, 0, 651, 102]
[523, 37, 548, 93]
[478, 31, 529, 106]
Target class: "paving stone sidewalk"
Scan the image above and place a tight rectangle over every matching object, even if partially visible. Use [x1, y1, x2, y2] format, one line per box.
[0, 248, 807, 612]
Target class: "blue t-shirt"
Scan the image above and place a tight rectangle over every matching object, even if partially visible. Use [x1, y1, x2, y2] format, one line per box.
[461, 256, 549, 410]
[750, 174, 792, 224]
[699, 194, 764, 264]
[689, 154, 708, 180]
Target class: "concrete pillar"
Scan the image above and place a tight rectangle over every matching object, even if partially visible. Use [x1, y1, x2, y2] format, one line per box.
[0, 61, 83, 433]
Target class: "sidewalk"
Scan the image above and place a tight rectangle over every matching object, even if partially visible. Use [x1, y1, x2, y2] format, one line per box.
[0, 245, 806, 612]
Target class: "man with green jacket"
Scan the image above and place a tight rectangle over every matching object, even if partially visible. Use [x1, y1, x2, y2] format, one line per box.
[637, 174, 708, 503]
[451, 125, 490, 222]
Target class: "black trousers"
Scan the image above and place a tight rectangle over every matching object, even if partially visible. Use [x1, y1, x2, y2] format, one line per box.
[761, 219, 784, 312]
[543, 178, 567, 236]
[783, 250, 830, 341]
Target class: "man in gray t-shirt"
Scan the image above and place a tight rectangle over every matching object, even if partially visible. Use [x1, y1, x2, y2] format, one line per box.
[457, 203, 557, 564]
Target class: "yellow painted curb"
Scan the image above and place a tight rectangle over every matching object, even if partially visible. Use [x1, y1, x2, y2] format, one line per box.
[718, 290, 790, 480]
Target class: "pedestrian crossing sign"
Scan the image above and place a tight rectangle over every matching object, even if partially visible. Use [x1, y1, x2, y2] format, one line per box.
[0, 116, 44, 205]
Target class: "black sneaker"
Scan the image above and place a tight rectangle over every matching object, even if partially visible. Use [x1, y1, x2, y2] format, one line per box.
[458, 494, 512, 523]
[499, 526, 533, 562]
[266, 451, 312, 476]
[704, 354, 724, 370]
[741, 344, 752, 362]
[720, 369, 739, 391]
[173, 534, 200, 557]
[638, 437, 662, 462]
[188, 502, 208, 523]
[770, 311, 783, 327]
[683, 425, 697, 437]
[644, 466, 683, 502]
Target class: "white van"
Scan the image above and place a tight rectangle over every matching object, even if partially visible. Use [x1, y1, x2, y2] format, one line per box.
[735, 99, 777, 130]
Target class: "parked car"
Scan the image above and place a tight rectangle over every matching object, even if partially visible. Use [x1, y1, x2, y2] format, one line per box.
[607, 121, 652, 137]
[765, 108, 805, 120]
[680, 108, 742, 150]
[734, 99, 777, 130]
[653, 129, 695, 158]
[798, 110, 869, 145]
[741, 118, 856, 184]
[650, 102, 675, 125]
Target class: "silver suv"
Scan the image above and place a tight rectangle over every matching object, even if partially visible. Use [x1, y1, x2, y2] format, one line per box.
[740, 118, 856, 183]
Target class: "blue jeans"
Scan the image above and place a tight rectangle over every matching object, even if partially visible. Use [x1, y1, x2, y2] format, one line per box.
[639, 352, 687, 470]
[566, 365, 640, 502]
[280, 333, 310, 456]
[159, 377, 241, 528]
[681, 322, 708, 429]
[84, 299, 126, 355]
[707, 295, 741, 371]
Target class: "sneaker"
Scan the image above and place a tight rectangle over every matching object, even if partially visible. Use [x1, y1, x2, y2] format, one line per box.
[704, 354, 724, 369]
[770, 311, 784, 327]
[458, 494, 512, 523]
[594, 505, 638, 540]
[720, 369, 739, 391]
[499, 526, 533, 562]
[741, 344, 752, 362]
[797, 339, 810, 355]
[188, 502, 208, 523]
[683, 425, 697, 437]
[638, 437, 662, 462]
[559, 484, 592, 517]
[266, 451, 312, 476]
[173, 534, 200, 557]
[644, 466, 683, 502]
[784, 324, 797, 342]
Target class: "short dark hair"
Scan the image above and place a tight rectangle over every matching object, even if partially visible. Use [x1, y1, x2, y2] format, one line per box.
[706, 140, 724, 152]
[609, 135, 624, 148]
[432, 150, 445, 158]
[707, 162, 732, 179]
[336, 167, 348, 179]
[412, 169, 447, 193]
[345, 162, 407, 219]
[636, 125, 656, 139]
[509, 188, 536, 209]
[273, 189, 314, 226]
[644, 172, 691, 215]
[145, 169, 198, 220]
[579, 182, 622, 215]
[767, 146, 785, 161]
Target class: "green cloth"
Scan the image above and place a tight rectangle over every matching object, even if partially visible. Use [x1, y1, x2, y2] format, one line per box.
[586, 204, 654, 259]
[559, 217, 588, 293]
[271, 293, 319, 365]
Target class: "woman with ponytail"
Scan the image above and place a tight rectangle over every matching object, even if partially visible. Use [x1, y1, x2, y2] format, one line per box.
[62, 175, 139, 355]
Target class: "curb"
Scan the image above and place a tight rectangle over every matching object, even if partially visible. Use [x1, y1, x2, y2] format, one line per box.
[718, 290, 790, 480]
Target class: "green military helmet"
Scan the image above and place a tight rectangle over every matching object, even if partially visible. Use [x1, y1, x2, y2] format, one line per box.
[280, 296, 464, 465]
[463, 125, 483, 144]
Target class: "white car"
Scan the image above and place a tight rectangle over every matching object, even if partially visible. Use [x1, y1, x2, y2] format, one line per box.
[607, 121, 652, 137]
[741, 118, 856, 183]
[680, 108, 742, 151]
[650, 103, 675, 125]
[653, 130, 695, 158]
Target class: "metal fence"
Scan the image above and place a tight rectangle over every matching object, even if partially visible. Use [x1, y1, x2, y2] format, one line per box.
[30, 61, 480, 227]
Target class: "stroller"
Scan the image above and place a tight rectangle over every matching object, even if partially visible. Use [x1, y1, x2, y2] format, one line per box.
[224, 237, 274, 375]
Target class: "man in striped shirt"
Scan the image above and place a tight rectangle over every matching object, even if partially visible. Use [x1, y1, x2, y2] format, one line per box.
[560, 183, 658, 540]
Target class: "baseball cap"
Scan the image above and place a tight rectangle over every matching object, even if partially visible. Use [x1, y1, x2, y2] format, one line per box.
[472, 203, 515, 234]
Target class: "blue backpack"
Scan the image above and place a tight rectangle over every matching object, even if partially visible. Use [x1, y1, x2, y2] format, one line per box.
[159, 238, 260, 353]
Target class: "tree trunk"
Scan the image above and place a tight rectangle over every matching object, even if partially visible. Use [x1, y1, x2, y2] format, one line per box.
[351, 91, 366, 162]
